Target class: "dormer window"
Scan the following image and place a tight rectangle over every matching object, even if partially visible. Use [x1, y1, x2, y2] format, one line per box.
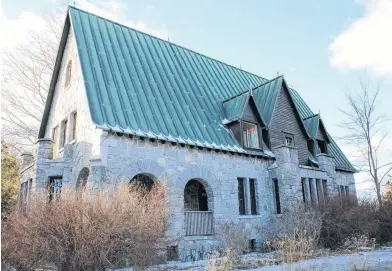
[317, 140, 328, 154]
[242, 121, 259, 149]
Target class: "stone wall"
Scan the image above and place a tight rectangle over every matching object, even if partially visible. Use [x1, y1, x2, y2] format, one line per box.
[97, 132, 274, 261]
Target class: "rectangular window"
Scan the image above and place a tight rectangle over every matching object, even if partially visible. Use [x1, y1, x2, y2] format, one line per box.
[317, 140, 328, 154]
[28, 179, 32, 200]
[238, 178, 246, 215]
[316, 179, 322, 203]
[60, 119, 68, 148]
[344, 186, 349, 196]
[273, 179, 281, 214]
[283, 132, 295, 147]
[309, 178, 315, 203]
[167, 246, 179, 261]
[339, 185, 344, 195]
[70, 111, 77, 141]
[242, 121, 259, 149]
[322, 180, 328, 198]
[48, 177, 63, 202]
[249, 178, 257, 215]
[249, 239, 256, 252]
[52, 125, 59, 155]
[301, 178, 307, 203]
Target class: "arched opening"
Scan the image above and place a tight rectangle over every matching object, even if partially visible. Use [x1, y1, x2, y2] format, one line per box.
[76, 167, 89, 190]
[64, 60, 72, 88]
[184, 179, 209, 211]
[184, 179, 213, 236]
[129, 173, 156, 191]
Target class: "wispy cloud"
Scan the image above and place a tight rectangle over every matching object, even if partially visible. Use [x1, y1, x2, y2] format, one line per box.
[0, 0, 170, 50]
[75, 0, 170, 40]
[329, 0, 392, 76]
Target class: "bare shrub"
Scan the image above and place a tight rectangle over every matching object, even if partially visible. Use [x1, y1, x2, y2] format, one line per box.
[206, 249, 237, 271]
[1, 183, 168, 270]
[215, 221, 252, 255]
[259, 205, 322, 263]
[318, 195, 381, 249]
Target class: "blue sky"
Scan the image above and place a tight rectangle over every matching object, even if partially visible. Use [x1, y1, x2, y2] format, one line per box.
[1, 0, 392, 196]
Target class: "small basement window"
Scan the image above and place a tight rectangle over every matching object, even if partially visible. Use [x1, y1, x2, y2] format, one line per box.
[166, 246, 179, 261]
[317, 140, 328, 154]
[242, 121, 259, 149]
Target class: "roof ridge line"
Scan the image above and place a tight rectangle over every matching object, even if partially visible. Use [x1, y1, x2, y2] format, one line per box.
[222, 90, 249, 103]
[303, 113, 320, 120]
[253, 75, 284, 91]
[223, 75, 284, 103]
[68, 6, 270, 82]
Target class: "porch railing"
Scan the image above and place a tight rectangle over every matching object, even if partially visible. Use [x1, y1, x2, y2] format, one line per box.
[184, 211, 213, 236]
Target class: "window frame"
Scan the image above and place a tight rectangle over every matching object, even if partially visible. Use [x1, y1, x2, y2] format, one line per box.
[70, 111, 77, 142]
[317, 140, 328, 154]
[64, 60, 72, 88]
[322, 179, 328, 198]
[249, 178, 257, 215]
[237, 178, 246, 215]
[273, 178, 281, 214]
[241, 121, 261, 150]
[282, 132, 295, 147]
[48, 176, 63, 202]
[60, 118, 68, 149]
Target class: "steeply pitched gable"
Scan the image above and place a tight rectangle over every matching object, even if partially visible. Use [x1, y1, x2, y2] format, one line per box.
[289, 88, 356, 172]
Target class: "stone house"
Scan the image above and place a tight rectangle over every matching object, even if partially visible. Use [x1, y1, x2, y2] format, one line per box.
[19, 7, 356, 261]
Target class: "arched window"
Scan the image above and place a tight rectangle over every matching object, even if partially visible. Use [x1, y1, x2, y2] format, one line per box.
[64, 60, 72, 88]
[184, 179, 208, 211]
[76, 167, 89, 190]
[130, 173, 155, 191]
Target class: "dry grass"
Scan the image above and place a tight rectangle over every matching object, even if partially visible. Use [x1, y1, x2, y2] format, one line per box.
[215, 221, 252, 255]
[206, 222, 252, 271]
[1, 183, 168, 270]
[259, 205, 322, 264]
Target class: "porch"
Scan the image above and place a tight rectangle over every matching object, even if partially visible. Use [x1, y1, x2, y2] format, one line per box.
[184, 179, 214, 236]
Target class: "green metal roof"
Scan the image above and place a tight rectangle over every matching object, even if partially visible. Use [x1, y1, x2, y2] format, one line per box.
[252, 76, 283, 125]
[223, 92, 250, 123]
[303, 114, 320, 138]
[39, 7, 355, 170]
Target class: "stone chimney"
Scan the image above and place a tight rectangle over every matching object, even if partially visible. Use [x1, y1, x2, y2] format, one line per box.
[35, 138, 54, 161]
[21, 152, 34, 169]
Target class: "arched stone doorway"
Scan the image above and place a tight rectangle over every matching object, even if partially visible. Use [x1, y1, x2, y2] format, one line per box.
[184, 179, 213, 236]
[129, 173, 156, 191]
[76, 167, 89, 190]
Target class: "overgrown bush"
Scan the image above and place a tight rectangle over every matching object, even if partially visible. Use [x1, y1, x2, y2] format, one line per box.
[1, 183, 168, 270]
[259, 206, 322, 263]
[318, 195, 392, 249]
[208, 221, 252, 270]
[215, 221, 252, 255]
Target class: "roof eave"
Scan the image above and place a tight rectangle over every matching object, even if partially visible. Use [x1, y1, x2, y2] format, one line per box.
[38, 12, 71, 138]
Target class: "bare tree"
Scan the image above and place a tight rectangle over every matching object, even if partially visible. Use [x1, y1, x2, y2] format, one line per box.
[1, 13, 62, 152]
[340, 82, 392, 206]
